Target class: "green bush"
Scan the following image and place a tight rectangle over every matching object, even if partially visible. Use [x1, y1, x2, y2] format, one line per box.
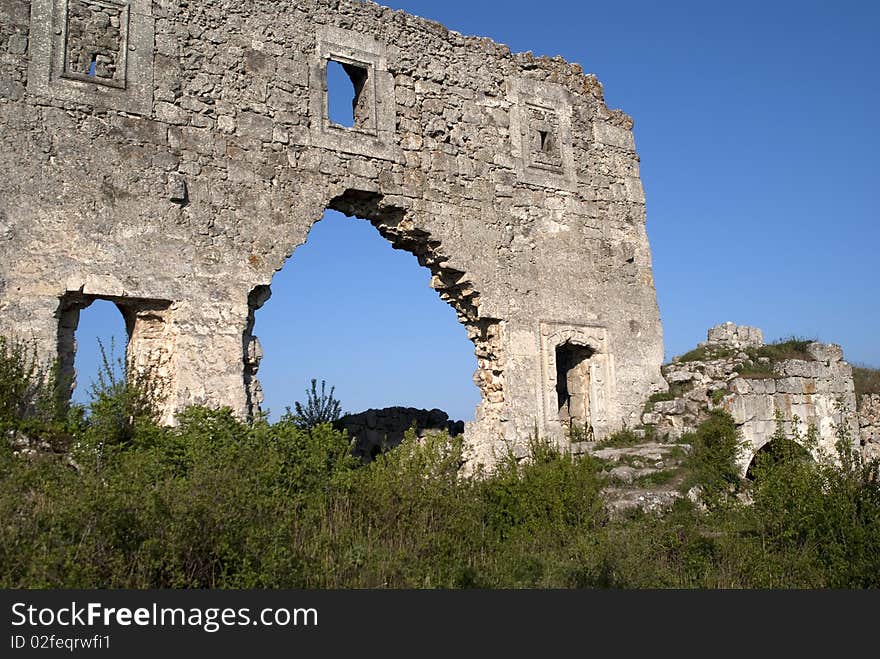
[674, 345, 735, 364]
[681, 410, 745, 510]
[747, 337, 815, 363]
[853, 365, 880, 397]
[289, 378, 342, 429]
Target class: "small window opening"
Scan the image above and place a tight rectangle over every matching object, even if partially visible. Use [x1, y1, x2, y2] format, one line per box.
[555, 342, 594, 430]
[62, 298, 129, 407]
[326, 59, 369, 129]
[87, 54, 98, 77]
[538, 129, 552, 153]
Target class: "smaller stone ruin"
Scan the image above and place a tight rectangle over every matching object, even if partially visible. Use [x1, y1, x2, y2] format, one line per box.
[334, 407, 465, 462]
[646, 322, 862, 474]
[704, 321, 764, 350]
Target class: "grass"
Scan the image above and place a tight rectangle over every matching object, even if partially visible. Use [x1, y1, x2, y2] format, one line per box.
[853, 366, 880, 397]
[734, 337, 818, 379]
[734, 362, 776, 379]
[3, 335, 880, 589]
[746, 337, 816, 363]
[674, 345, 736, 364]
[632, 469, 678, 487]
[643, 383, 692, 412]
[593, 428, 643, 449]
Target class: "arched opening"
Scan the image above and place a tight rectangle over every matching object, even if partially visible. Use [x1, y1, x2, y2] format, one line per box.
[746, 436, 814, 480]
[245, 192, 504, 458]
[248, 209, 479, 422]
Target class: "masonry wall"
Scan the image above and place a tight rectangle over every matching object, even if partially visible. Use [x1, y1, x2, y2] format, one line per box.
[0, 0, 665, 468]
[648, 324, 862, 473]
[335, 406, 464, 462]
[859, 395, 880, 461]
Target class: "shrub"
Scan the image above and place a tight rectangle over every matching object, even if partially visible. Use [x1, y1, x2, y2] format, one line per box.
[594, 428, 642, 449]
[74, 340, 167, 467]
[2, 331, 880, 589]
[0, 336, 63, 429]
[747, 337, 815, 363]
[853, 365, 880, 397]
[682, 410, 745, 510]
[288, 378, 342, 429]
[747, 422, 880, 587]
[674, 345, 735, 363]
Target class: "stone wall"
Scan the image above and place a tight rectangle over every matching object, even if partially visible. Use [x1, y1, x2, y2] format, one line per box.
[705, 321, 763, 349]
[647, 323, 861, 473]
[335, 406, 464, 462]
[0, 0, 665, 469]
[858, 395, 880, 460]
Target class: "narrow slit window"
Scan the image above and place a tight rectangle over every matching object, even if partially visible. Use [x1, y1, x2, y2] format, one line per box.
[539, 129, 551, 152]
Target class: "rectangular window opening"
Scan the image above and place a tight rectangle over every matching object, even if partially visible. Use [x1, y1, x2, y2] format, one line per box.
[555, 342, 594, 430]
[326, 59, 370, 130]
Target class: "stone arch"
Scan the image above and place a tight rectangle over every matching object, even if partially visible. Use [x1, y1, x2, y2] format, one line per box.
[745, 433, 815, 480]
[240, 189, 505, 449]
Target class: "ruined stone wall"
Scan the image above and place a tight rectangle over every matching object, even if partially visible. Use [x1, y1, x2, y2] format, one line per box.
[648, 323, 861, 473]
[0, 0, 665, 468]
[724, 343, 858, 470]
[858, 395, 880, 461]
[335, 406, 464, 462]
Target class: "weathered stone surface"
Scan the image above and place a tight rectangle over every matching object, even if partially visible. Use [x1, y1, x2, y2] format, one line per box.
[0, 0, 666, 470]
[858, 394, 880, 460]
[651, 324, 862, 473]
[705, 321, 764, 349]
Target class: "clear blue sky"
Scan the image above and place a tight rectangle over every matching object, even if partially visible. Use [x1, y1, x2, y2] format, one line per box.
[73, 0, 880, 422]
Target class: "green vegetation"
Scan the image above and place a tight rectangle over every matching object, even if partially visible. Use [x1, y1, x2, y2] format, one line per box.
[680, 410, 746, 510]
[853, 365, 880, 397]
[289, 378, 343, 429]
[674, 345, 736, 364]
[593, 427, 652, 449]
[735, 337, 818, 379]
[643, 383, 692, 412]
[2, 338, 880, 588]
[632, 469, 677, 487]
[565, 422, 594, 443]
[747, 337, 816, 363]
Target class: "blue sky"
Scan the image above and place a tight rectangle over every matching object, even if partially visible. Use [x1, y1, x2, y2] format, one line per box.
[73, 0, 879, 421]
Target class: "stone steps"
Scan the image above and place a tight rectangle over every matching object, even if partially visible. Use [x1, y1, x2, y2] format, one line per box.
[582, 440, 690, 514]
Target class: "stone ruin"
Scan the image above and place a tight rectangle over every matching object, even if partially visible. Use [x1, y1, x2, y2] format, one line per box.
[0, 0, 666, 468]
[646, 322, 868, 474]
[334, 406, 465, 462]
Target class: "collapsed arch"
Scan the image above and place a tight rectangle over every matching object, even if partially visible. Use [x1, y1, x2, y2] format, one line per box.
[745, 435, 814, 480]
[241, 190, 505, 434]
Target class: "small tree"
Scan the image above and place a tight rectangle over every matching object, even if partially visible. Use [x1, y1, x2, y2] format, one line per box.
[289, 379, 342, 430]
